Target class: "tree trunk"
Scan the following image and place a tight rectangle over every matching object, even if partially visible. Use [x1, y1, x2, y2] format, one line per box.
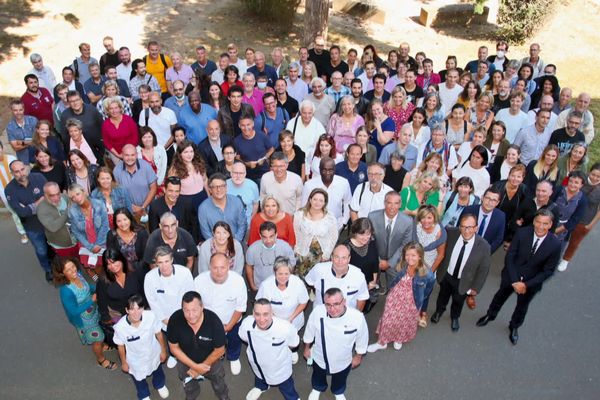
[302, 0, 330, 47]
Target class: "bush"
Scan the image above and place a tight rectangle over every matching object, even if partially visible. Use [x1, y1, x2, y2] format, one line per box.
[496, 0, 557, 44]
[239, 0, 301, 28]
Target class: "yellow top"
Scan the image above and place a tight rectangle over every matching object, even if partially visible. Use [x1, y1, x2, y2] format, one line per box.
[145, 54, 173, 93]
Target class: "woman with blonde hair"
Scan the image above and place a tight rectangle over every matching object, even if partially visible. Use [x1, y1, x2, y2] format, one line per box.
[365, 99, 396, 156]
[524, 144, 561, 196]
[101, 96, 138, 165]
[400, 171, 442, 217]
[465, 92, 495, 135]
[96, 80, 132, 119]
[248, 195, 296, 246]
[293, 188, 338, 277]
[384, 86, 415, 136]
[367, 242, 435, 352]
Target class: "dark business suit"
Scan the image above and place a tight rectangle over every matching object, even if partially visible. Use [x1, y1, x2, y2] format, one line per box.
[368, 209, 414, 281]
[197, 133, 233, 177]
[435, 228, 491, 319]
[485, 226, 560, 329]
[461, 205, 505, 254]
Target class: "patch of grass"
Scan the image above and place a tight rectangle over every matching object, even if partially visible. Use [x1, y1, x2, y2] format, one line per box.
[587, 99, 600, 166]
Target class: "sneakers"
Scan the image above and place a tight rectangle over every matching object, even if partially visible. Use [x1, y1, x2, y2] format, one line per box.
[308, 389, 322, 400]
[367, 342, 387, 353]
[166, 356, 177, 369]
[157, 385, 169, 399]
[393, 341, 403, 351]
[557, 259, 569, 272]
[230, 359, 241, 375]
[246, 387, 265, 400]
[334, 395, 347, 400]
[291, 351, 299, 364]
[20, 234, 29, 244]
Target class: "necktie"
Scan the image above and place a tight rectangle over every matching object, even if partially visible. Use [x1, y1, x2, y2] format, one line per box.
[531, 238, 540, 256]
[477, 214, 488, 236]
[384, 220, 392, 257]
[452, 240, 468, 279]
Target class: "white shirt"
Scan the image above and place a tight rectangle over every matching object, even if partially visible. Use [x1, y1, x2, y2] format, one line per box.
[256, 275, 309, 331]
[495, 108, 528, 143]
[259, 171, 303, 215]
[531, 233, 547, 254]
[453, 163, 490, 198]
[139, 107, 177, 147]
[285, 116, 326, 156]
[286, 78, 309, 103]
[238, 316, 299, 385]
[477, 210, 492, 236]
[194, 271, 247, 325]
[446, 235, 475, 278]
[357, 72, 374, 93]
[144, 264, 195, 330]
[349, 182, 394, 218]
[306, 153, 344, 178]
[302, 175, 352, 229]
[456, 142, 492, 166]
[305, 262, 369, 309]
[438, 83, 463, 111]
[303, 304, 369, 373]
[211, 69, 225, 84]
[116, 62, 133, 82]
[28, 66, 57, 90]
[113, 310, 162, 381]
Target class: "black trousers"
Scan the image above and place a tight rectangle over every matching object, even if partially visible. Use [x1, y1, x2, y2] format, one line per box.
[435, 274, 467, 319]
[486, 279, 540, 329]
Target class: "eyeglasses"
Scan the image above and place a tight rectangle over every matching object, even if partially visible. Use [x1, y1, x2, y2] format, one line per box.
[324, 301, 343, 308]
[459, 225, 477, 230]
[210, 184, 227, 190]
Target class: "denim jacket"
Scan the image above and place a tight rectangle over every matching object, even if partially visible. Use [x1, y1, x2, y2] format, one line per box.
[90, 185, 133, 213]
[68, 197, 109, 250]
[389, 266, 436, 310]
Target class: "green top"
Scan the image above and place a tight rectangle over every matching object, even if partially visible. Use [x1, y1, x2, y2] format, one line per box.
[400, 186, 440, 212]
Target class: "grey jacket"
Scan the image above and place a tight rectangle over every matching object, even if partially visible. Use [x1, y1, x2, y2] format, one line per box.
[368, 209, 414, 278]
[37, 195, 76, 248]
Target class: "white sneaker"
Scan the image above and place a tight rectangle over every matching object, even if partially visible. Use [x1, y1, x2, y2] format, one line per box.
[230, 359, 241, 375]
[393, 342, 403, 351]
[157, 385, 169, 398]
[335, 395, 347, 400]
[308, 389, 322, 400]
[166, 356, 177, 369]
[557, 259, 569, 272]
[367, 342, 387, 353]
[20, 235, 29, 244]
[246, 387, 265, 400]
[141, 397, 150, 400]
[291, 351, 299, 364]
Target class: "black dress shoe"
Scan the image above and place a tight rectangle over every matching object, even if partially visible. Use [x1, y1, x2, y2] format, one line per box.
[430, 311, 442, 324]
[509, 327, 519, 345]
[451, 318, 460, 332]
[45, 271, 53, 282]
[476, 314, 494, 327]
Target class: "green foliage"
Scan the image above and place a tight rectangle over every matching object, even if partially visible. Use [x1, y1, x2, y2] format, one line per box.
[497, 0, 556, 44]
[472, 0, 488, 15]
[587, 99, 600, 165]
[239, 0, 301, 28]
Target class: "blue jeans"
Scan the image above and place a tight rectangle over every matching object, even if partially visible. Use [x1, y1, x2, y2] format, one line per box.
[132, 364, 166, 400]
[26, 230, 51, 272]
[255, 375, 299, 400]
[420, 273, 436, 312]
[311, 363, 351, 395]
[226, 321, 242, 361]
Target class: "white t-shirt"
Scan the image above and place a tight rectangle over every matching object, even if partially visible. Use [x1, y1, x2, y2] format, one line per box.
[139, 107, 177, 146]
[438, 83, 463, 111]
[453, 163, 490, 198]
[285, 116, 326, 156]
[304, 262, 369, 309]
[144, 264, 195, 330]
[256, 275, 309, 331]
[238, 316, 299, 385]
[194, 271, 247, 325]
[495, 108, 528, 143]
[303, 304, 368, 373]
[113, 310, 162, 381]
[349, 182, 394, 218]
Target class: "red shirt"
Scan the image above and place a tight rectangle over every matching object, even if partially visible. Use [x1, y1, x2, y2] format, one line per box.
[21, 88, 54, 126]
[101, 114, 139, 154]
[248, 212, 296, 247]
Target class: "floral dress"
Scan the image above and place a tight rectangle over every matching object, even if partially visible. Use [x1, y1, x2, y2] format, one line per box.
[416, 223, 441, 269]
[68, 276, 105, 345]
[376, 274, 419, 345]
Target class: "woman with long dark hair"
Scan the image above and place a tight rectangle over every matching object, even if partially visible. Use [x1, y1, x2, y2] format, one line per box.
[167, 139, 208, 210]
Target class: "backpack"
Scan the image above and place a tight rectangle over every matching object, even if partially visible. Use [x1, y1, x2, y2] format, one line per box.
[73, 58, 79, 79]
[143, 54, 169, 77]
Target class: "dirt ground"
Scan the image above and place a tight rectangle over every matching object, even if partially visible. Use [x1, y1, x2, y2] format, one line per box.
[1, 0, 599, 131]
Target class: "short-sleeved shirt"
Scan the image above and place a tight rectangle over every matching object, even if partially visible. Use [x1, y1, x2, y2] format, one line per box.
[6, 116, 37, 163]
[226, 179, 259, 226]
[256, 275, 310, 331]
[178, 104, 218, 145]
[139, 107, 177, 147]
[143, 228, 198, 267]
[548, 128, 586, 157]
[145, 54, 173, 93]
[113, 160, 157, 206]
[83, 77, 108, 100]
[335, 161, 368, 194]
[21, 88, 54, 123]
[233, 132, 273, 181]
[166, 64, 194, 87]
[304, 262, 369, 309]
[167, 308, 226, 364]
[246, 239, 296, 287]
[194, 271, 247, 324]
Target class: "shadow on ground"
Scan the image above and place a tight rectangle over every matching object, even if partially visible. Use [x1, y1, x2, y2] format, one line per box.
[0, 0, 45, 63]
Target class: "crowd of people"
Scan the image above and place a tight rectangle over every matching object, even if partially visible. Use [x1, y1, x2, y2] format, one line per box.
[1, 34, 599, 400]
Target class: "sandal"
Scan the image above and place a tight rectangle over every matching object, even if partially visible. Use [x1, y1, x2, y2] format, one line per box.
[419, 314, 428, 328]
[97, 358, 117, 370]
[102, 344, 115, 352]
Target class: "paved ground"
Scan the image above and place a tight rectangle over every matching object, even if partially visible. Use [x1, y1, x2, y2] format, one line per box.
[0, 213, 599, 399]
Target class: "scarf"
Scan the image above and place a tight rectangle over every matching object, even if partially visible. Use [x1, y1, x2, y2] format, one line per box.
[422, 139, 451, 168]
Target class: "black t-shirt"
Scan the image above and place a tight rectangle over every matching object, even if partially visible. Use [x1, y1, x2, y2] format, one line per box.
[231, 109, 242, 137]
[167, 308, 226, 363]
[401, 84, 424, 105]
[548, 128, 586, 156]
[275, 144, 305, 177]
[492, 95, 510, 114]
[32, 163, 67, 191]
[278, 95, 299, 118]
[346, 239, 379, 284]
[308, 49, 331, 77]
[143, 228, 198, 267]
[324, 61, 349, 85]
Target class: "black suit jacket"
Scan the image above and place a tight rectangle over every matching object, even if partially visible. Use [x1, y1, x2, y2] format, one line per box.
[461, 205, 506, 254]
[503, 226, 561, 290]
[198, 134, 233, 177]
[437, 228, 491, 295]
[147, 196, 199, 243]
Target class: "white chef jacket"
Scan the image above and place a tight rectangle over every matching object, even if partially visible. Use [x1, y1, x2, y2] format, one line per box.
[256, 275, 309, 331]
[305, 262, 369, 309]
[194, 271, 247, 325]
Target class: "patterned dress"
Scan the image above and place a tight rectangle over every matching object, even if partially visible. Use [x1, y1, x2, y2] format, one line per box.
[376, 274, 419, 344]
[416, 224, 441, 269]
[68, 276, 104, 345]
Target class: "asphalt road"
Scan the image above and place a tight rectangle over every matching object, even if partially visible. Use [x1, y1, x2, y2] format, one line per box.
[0, 214, 598, 400]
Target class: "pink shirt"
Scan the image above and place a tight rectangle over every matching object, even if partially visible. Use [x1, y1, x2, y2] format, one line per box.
[166, 64, 195, 86]
[384, 102, 416, 135]
[242, 88, 264, 115]
[326, 114, 365, 153]
[180, 170, 204, 195]
[101, 115, 139, 154]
